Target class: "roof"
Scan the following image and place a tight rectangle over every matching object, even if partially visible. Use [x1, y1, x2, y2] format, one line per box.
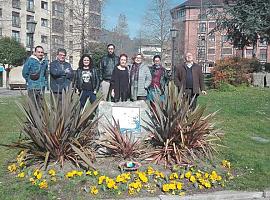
[172, 0, 224, 10]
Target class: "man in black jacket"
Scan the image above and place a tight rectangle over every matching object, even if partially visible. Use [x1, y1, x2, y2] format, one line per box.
[99, 44, 119, 100]
[50, 48, 73, 102]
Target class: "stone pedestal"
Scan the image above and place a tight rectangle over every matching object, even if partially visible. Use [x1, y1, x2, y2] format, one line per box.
[253, 72, 265, 87]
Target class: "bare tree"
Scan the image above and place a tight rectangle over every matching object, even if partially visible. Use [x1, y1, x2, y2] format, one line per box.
[142, 0, 172, 57]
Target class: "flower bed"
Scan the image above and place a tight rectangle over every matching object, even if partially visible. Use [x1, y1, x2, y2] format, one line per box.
[7, 150, 234, 197]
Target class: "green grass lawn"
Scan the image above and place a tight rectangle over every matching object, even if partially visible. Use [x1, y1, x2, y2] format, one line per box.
[0, 87, 270, 199]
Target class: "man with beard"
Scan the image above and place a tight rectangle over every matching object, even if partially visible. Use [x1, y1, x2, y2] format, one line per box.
[99, 44, 119, 100]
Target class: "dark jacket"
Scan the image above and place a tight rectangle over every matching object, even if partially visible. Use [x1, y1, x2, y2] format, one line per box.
[50, 59, 74, 93]
[22, 55, 48, 90]
[149, 64, 169, 93]
[76, 67, 100, 93]
[174, 62, 205, 94]
[99, 53, 119, 81]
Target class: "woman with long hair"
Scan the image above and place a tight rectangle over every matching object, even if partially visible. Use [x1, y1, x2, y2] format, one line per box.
[76, 54, 99, 108]
[129, 53, 151, 101]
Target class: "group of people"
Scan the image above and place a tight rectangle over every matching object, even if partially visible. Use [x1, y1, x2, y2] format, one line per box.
[22, 43, 206, 110]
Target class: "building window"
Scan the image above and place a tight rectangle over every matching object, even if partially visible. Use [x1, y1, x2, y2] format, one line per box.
[0, 8, 2, 17]
[27, 0, 34, 12]
[198, 35, 206, 46]
[208, 48, 215, 54]
[12, 12, 20, 27]
[208, 22, 216, 29]
[26, 15, 34, 30]
[41, 18, 48, 27]
[260, 49, 267, 61]
[0, 28, 2, 37]
[222, 35, 229, 43]
[52, 19, 64, 33]
[12, 30, 20, 42]
[208, 34, 215, 42]
[26, 33, 33, 47]
[246, 49, 253, 57]
[52, 2, 64, 17]
[223, 48, 233, 55]
[69, 25, 73, 32]
[259, 38, 268, 47]
[198, 47, 206, 59]
[69, 41, 73, 49]
[69, 9, 73, 18]
[41, 1, 48, 10]
[176, 9, 185, 18]
[198, 23, 206, 33]
[41, 35, 48, 43]
[12, 0, 20, 9]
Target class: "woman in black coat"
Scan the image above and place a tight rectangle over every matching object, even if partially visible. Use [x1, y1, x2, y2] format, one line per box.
[110, 54, 129, 102]
[76, 54, 99, 108]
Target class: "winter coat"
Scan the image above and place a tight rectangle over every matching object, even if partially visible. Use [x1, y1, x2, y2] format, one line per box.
[76, 67, 100, 93]
[22, 55, 48, 90]
[174, 62, 205, 94]
[130, 62, 152, 99]
[99, 53, 120, 81]
[49, 59, 74, 93]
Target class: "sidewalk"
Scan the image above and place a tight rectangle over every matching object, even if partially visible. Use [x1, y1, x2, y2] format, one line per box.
[120, 190, 270, 200]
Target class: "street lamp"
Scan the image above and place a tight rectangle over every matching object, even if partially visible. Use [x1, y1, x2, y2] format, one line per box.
[27, 19, 37, 54]
[170, 28, 178, 79]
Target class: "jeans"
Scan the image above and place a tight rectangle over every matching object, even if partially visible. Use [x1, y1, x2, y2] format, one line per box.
[28, 89, 44, 106]
[185, 89, 198, 111]
[80, 90, 96, 108]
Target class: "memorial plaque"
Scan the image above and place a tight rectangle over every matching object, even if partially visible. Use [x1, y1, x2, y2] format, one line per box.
[112, 106, 141, 133]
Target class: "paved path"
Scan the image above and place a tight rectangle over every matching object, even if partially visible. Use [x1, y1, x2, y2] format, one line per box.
[0, 88, 27, 97]
[119, 190, 270, 200]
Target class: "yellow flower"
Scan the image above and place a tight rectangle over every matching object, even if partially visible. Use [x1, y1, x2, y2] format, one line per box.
[222, 160, 231, 169]
[195, 172, 202, 178]
[138, 172, 148, 183]
[36, 172, 42, 180]
[162, 184, 170, 192]
[190, 175, 196, 183]
[217, 175, 222, 181]
[8, 164, 17, 172]
[76, 171, 83, 176]
[185, 171, 192, 179]
[86, 171, 92, 176]
[199, 184, 204, 190]
[169, 172, 178, 180]
[17, 172, 25, 178]
[90, 186, 99, 195]
[204, 181, 211, 188]
[116, 175, 124, 183]
[93, 171, 99, 176]
[168, 182, 176, 190]
[128, 187, 135, 195]
[19, 162, 25, 168]
[147, 166, 154, 175]
[106, 178, 116, 189]
[98, 175, 106, 185]
[176, 182, 183, 190]
[204, 172, 209, 179]
[39, 180, 48, 189]
[48, 169, 56, 176]
[33, 169, 40, 177]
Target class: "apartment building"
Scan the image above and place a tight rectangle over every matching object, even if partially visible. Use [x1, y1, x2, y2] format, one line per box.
[0, 0, 102, 67]
[170, 0, 270, 73]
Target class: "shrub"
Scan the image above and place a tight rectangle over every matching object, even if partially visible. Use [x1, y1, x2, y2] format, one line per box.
[143, 83, 223, 168]
[211, 57, 261, 88]
[2, 87, 101, 169]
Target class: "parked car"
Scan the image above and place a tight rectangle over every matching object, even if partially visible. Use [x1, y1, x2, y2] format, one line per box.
[8, 66, 26, 90]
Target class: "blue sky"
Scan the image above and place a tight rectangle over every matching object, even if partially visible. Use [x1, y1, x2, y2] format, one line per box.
[103, 0, 185, 39]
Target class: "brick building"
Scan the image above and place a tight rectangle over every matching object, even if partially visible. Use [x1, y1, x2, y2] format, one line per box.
[170, 0, 270, 73]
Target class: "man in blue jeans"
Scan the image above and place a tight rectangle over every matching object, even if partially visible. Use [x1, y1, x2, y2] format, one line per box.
[22, 46, 48, 106]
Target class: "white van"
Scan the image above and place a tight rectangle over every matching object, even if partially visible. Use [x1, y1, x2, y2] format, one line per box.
[8, 66, 26, 90]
